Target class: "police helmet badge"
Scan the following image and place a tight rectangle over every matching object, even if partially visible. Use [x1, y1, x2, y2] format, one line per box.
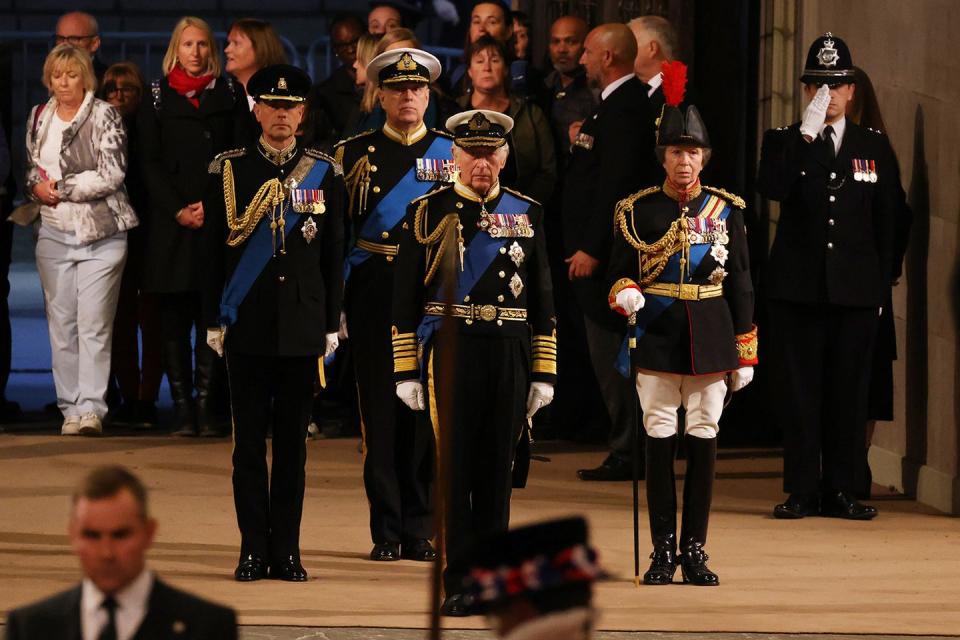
[816, 33, 839, 68]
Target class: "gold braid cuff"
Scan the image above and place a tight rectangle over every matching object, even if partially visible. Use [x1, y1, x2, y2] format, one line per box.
[736, 324, 759, 366]
[222, 159, 285, 247]
[532, 333, 557, 375]
[392, 326, 419, 373]
[608, 278, 641, 314]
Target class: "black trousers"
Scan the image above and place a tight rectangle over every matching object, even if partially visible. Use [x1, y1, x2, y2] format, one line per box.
[347, 267, 432, 545]
[767, 301, 878, 494]
[156, 292, 223, 402]
[428, 334, 527, 595]
[227, 353, 315, 561]
[583, 313, 639, 459]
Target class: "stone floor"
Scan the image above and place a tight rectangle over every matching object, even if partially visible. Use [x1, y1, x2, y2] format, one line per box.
[234, 630, 954, 640]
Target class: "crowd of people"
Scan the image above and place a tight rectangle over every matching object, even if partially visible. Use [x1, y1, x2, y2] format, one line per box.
[1, 1, 911, 634]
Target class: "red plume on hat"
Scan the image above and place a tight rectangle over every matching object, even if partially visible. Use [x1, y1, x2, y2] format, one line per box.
[661, 60, 687, 107]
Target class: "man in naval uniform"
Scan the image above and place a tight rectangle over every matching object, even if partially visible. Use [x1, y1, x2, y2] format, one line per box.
[334, 48, 452, 564]
[204, 64, 345, 582]
[758, 33, 903, 521]
[607, 68, 757, 585]
[391, 109, 557, 616]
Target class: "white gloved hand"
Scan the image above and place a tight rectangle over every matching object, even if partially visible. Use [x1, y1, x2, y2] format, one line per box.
[526, 382, 555, 419]
[206, 327, 225, 358]
[324, 332, 339, 358]
[337, 311, 349, 339]
[728, 366, 754, 392]
[800, 84, 831, 140]
[396, 380, 425, 411]
[615, 288, 646, 314]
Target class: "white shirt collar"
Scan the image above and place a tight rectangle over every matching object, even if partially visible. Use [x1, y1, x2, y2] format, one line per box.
[645, 71, 663, 97]
[821, 116, 846, 154]
[81, 570, 153, 640]
[601, 73, 635, 101]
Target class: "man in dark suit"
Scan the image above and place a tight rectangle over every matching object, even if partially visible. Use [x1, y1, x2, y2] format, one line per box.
[627, 15, 677, 116]
[302, 14, 364, 148]
[758, 33, 902, 521]
[5, 466, 236, 639]
[562, 24, 660, 481]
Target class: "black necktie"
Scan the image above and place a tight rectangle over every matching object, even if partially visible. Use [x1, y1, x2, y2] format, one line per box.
[98, 596, 118, 640]
[821, 125, 835, 160]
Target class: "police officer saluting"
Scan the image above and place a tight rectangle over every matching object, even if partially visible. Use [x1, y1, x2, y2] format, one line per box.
[759, 33, 902, 520]
[334, 48, 452, 564]
[204, 64, 345, 582]
[392, 109, 557, 615]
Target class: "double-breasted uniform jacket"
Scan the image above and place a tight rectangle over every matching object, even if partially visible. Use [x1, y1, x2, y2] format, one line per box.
[137, 76, 250, 294]
[203, 140, 345, 356]
[607, 183, 757, 375]
[391, 181, 557, 385]
[757, 121, 900, 308]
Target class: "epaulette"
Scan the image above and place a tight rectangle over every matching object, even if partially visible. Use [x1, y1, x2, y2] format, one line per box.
[334, 129, 377, 148]
[208, 148, 247, 174]
[430, 128, 454, 139]
[501, 186, 541, 207]
[702, 185, 745, 209]
[305, 148, 342, 176]
[411, 184, 452, 203]
[627, 185, 661, 202]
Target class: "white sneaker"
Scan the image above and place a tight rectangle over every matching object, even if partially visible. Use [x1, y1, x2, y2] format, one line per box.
[61, 416, 81, 436]
[78, 413, 103, 436]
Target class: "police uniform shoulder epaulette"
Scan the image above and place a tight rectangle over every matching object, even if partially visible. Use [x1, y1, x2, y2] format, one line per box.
[208, 148, 247, 174]
[429, 128, 454, 139]
[305, 148, 342, 176]
[334, 129, 377, 148]
[702, 185, 745, 209]
[411, 184, 452, 204]
[501, 186, 541, 207]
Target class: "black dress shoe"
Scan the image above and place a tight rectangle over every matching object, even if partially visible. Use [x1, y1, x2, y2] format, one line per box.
[234, 554, 267, 582]
[270, 555, 308, 581]
[370, 542, 400, 561]
[679, 542, 718, 586]
[577, 454, 636, 481]
[440, 594, 470, 617]
[820, 491, 878, 520]
[773, 493, 819, 519]
[401, 539, 436, 561]
[643, 546, 678, 585]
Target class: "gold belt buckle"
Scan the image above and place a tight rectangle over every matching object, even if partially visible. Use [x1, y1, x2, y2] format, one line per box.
[679, 284, 699, 300]
[477, 304, 498, 322]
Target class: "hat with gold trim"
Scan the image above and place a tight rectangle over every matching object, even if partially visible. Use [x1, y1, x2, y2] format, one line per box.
[801, 32, 855, 85]
[445, 109, 514, 149]
[366, 47, 441, 86]
[248, 64, 310, 103]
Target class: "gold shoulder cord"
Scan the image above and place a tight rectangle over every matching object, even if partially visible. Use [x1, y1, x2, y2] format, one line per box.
[614, 193, 685, 287]
[344, 155, 371, 217]
[222, 159, 285, 247]
[414, 199, 464, 286]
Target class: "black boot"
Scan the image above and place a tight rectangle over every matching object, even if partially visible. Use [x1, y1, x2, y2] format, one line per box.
[643, 435, 678, 585]
[163, 340, 196, 436]
[194, 344, 222, 437]
[679, 434, 719, 586]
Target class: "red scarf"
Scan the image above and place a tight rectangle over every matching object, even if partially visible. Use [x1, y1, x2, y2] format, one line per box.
[167, 65, 214, 108]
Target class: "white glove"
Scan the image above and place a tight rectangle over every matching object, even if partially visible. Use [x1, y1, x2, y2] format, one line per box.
[324, 332, 339, 358]
[337, 311, 349, 339]
[800, 84, 831, 140]
[206, 327, 225, 358]
[728, 366, 754, 392]
[615, 288, 645, 314]
[526, 382, 555, 419]
[396, 380, 425, 411]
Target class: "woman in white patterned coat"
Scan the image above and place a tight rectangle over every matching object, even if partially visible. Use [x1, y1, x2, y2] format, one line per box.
[25, 44, 137, 436]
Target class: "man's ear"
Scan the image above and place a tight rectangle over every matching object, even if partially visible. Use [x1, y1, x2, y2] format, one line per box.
[252, 102, 263, 124]
[90, 36, 101, 54]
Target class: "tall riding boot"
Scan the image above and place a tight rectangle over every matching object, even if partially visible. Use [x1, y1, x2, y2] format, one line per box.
[643, 434, 678, 585]
[163, 339, 196, 436]
[194, 342, 221, 437]
[679, 434, 719, 586]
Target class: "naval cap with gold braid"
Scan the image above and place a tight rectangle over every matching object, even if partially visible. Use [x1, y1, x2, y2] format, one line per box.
[445, 109, 514, 149]
[366, 47, 441, 87]
[248, 64, 310, 103]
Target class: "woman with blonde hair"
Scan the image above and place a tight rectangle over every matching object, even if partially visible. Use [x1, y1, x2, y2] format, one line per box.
[138, 16, 248, 437]
[25, 45, 138, 435]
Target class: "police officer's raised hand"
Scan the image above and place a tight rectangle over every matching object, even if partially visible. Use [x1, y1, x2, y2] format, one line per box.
[565, 251, 599, 280]
[206, 327, 225, 357]
[396, 380, 425, 411]
[525, 382, 554, 419]
[800, 84, 831, 141]
[615, 287, 646, 314]
[324, 332, 339, 357]
[728, 366, 754, 392]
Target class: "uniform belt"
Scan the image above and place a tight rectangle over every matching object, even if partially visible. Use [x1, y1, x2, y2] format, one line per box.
[356, 238, 399, 256]
[424, 302, 527, 322]
[644, 282, 723, 301]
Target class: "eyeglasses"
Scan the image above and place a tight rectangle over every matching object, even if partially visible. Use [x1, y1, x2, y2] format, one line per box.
[103, 85, 140, 98]
[55, 34, 98, 46]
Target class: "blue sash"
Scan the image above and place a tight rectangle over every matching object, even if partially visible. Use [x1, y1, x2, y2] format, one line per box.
[343, 135, 453, 281]
[615, 196, 731, 376]
[218, 159, 330, 326]
[415, 191, 530, 378]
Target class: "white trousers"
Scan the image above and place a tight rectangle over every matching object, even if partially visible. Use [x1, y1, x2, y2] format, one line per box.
[635, 369, 728, 439]
[36, 227, 127, 418]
